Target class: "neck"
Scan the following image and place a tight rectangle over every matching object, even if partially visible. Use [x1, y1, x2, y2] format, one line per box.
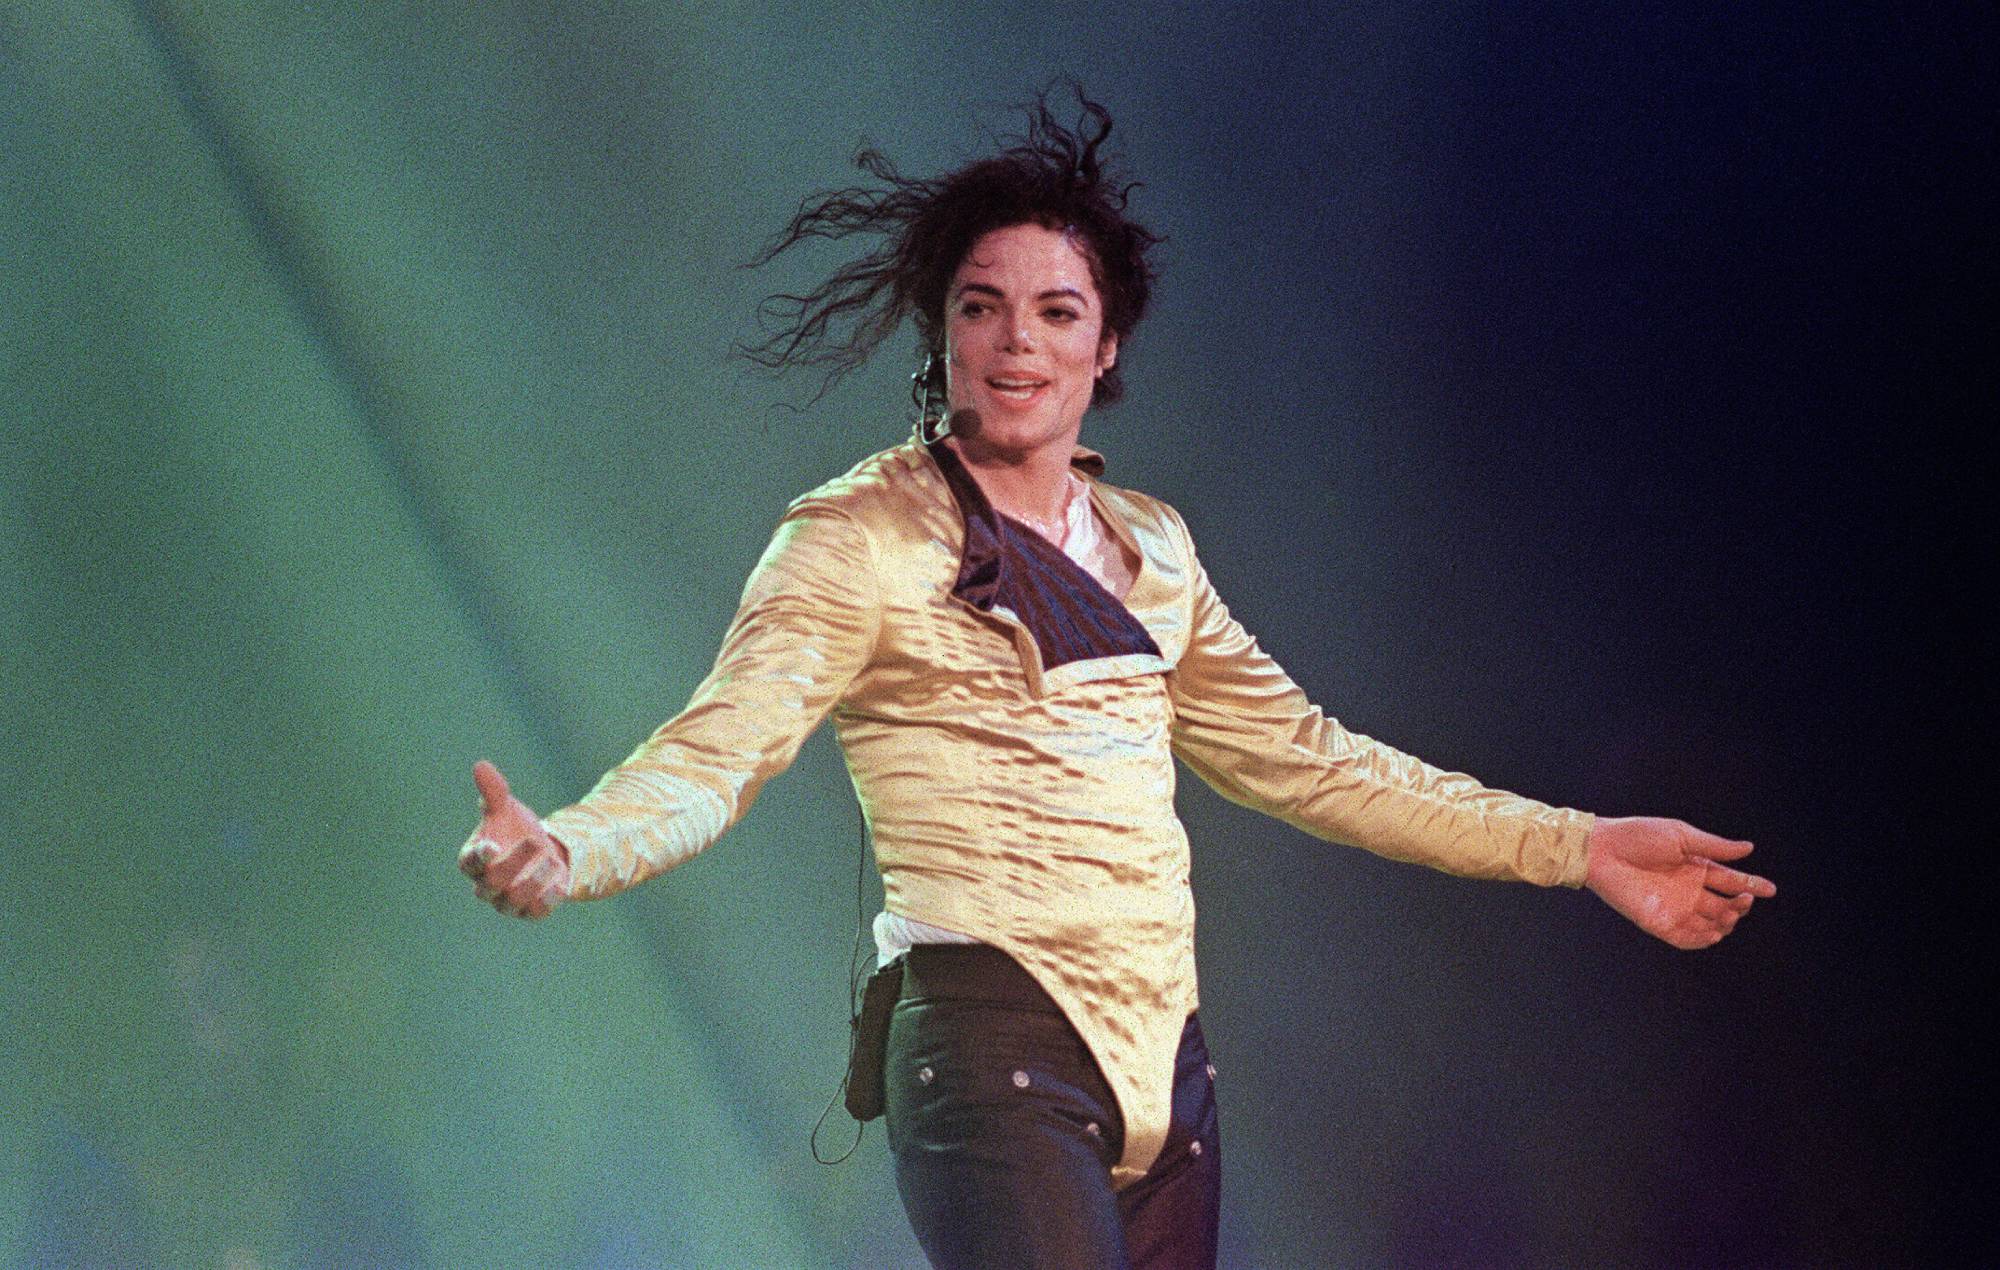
[943, 434, 1078, 526]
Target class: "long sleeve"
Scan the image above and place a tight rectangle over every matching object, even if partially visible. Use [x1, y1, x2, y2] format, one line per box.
[545, 500, 881, 900]
[1161, 507, 1592, 887]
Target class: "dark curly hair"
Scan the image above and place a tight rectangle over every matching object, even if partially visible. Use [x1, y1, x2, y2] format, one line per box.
[739, 89, 1161, 417]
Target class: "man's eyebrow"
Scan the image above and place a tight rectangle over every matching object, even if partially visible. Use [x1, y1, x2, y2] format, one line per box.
[950, 282, 1093, 305]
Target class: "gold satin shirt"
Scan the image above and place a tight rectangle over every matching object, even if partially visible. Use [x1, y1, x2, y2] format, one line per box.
[545, 437, 1594, 1186]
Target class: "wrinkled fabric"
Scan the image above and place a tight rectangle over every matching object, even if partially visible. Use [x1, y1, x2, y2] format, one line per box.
[544, 436, 1593, 1185]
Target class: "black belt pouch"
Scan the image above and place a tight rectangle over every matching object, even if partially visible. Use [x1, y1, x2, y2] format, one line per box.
[844, 956, 905, 1121]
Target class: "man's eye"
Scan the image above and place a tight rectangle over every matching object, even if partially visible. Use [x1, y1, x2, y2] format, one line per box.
[959, 301, 989, 317]
[1045, 308, 1079, 322]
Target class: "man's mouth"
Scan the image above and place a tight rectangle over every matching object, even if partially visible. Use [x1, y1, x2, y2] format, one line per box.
[987, 376, 1050, 402]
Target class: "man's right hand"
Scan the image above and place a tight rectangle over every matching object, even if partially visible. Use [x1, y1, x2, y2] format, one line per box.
[458, 760, 572, 920]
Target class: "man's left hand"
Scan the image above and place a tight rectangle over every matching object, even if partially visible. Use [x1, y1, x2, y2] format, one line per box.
[1586, 816, 1775, 949]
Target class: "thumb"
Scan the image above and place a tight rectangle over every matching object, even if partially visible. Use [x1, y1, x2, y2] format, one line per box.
[473, 760, 513, 817]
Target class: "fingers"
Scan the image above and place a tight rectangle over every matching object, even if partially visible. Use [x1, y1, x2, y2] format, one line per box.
[1683, 829, 1776, 900]
[1701, 860, 1777, 899]
[1679, 886, 1759, 949]
[493, 869, 566, 920]
[470, 843, 569, 920]
[480, 837, 530, 889]
[1677, 896, 1738, 950]
[458, 831, 502, 879]
[1681, 829, 1755, 864]
[515, 880, 564, 920]
[1693, 888, 1751, 922]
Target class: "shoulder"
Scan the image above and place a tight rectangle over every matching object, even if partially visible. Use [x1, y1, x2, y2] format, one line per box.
[783, 439, 943, 527]
[737, 446, 918, 603]
[750, 439, 950, 592]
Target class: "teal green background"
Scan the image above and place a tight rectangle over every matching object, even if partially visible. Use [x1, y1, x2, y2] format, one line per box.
[2, 3, 1971, 1266]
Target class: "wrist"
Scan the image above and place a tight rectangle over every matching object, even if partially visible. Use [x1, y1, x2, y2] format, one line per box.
[1583, 816, 1621, 895]
[538, 819, 573, 869]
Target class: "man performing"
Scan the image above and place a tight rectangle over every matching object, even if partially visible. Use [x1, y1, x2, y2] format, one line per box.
[457, 93, 1773, 1269]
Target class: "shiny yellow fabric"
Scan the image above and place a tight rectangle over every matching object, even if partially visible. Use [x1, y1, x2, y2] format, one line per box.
[545, 437, 1593, 1186]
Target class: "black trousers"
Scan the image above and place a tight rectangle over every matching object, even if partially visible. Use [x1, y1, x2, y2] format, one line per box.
[884, 944, 1221, 1270]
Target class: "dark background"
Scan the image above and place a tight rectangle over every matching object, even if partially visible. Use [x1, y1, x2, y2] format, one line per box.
[3, 2, 1981, 1265]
